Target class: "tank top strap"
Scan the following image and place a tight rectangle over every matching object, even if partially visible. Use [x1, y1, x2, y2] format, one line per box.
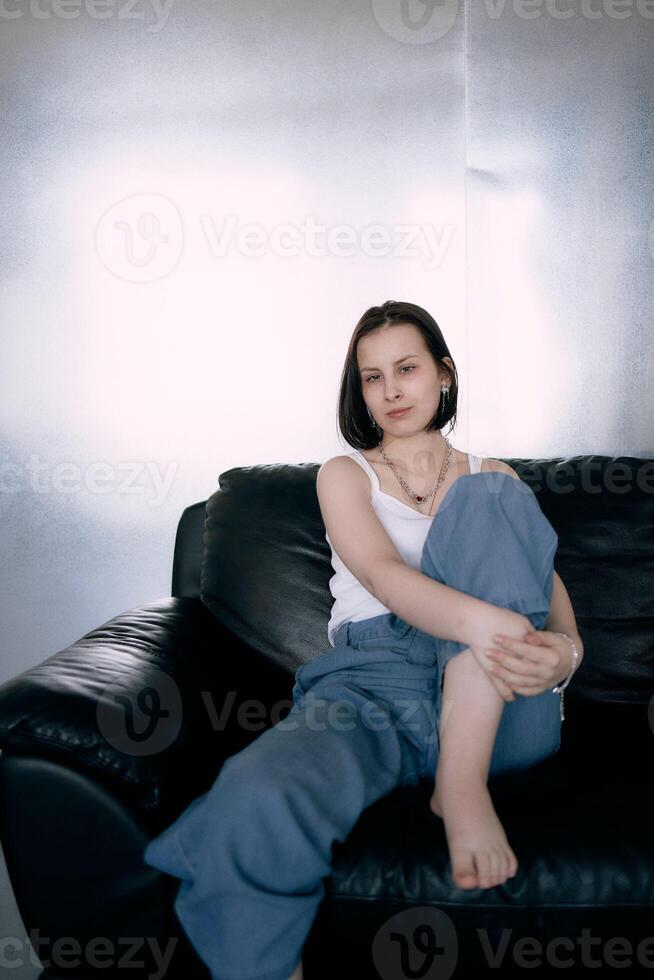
[468, 452, 482, 475]
[348, 450, 381, 494]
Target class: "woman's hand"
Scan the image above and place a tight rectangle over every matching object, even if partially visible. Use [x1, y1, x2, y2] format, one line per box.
[485, 629, 576, 697]
[470, 645, 518, 702]
[468, 611, 534, 703]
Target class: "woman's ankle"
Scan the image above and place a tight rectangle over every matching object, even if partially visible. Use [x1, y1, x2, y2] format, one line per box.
[435, 763, 488, 800]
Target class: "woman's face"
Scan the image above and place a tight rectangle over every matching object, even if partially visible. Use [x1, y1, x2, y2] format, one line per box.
[357, 323, 447, 432]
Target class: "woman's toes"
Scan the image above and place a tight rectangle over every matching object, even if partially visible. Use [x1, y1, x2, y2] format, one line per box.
[458, 850, 515, 889]
[496, 856, 509, 884]
[451, 850, 478, 889]
[475, 853, 494, 888]
[491, 855, 508, 886]
[500, 854, 519, 882]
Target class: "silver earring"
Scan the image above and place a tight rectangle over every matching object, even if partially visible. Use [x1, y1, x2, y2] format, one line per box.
[440, 383, 450, 412]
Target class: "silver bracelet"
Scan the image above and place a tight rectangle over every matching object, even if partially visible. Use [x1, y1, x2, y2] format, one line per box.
[551, 632, 579, 722]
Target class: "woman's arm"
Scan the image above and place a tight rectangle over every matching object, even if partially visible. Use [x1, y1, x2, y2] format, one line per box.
[545, 569, 584, 665]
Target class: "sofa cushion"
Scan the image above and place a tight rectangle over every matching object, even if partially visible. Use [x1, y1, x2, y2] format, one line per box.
[201, 462, 332, 673]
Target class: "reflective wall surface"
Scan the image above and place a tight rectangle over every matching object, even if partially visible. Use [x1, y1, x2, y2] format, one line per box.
[1, 0, 653, 688]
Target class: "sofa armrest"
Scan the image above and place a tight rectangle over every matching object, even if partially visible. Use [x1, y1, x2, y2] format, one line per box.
[0, 597, 295, 828]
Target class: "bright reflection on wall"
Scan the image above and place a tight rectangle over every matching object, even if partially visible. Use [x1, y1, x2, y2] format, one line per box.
[55, 145, 469, 473]
[467, 187, 560, 452]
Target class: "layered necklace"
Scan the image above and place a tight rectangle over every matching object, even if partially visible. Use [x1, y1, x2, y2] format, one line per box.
[377, 436, 453, 516]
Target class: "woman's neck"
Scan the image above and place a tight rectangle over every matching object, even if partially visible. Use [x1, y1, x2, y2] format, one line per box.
[377, 433, 450, 475]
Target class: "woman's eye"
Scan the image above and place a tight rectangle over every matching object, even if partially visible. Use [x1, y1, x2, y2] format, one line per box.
[364, 365, 415, 384]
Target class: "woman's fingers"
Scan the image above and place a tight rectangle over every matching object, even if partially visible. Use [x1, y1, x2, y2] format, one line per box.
[492, 635, 557, 670]
[490, 673, 516, 701]
[488, 647, 549, 671]
[488, 635, 555, 696]
[488, 653, 547, 687]
[472, 647, 516, 701]
[492, 634, 548, 661]
[485, 661, 517, 702]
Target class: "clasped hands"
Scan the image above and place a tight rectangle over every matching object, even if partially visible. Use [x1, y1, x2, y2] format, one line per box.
[473, 629, 574, 703]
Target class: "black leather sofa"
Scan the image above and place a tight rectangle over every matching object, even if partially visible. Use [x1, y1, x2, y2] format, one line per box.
[1, 454, 653, 979]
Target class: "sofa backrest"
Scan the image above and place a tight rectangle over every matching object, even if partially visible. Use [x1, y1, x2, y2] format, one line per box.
[171, 500, 206, 598]
[188, 454, 654, 708]
[199, 462, 329, 676]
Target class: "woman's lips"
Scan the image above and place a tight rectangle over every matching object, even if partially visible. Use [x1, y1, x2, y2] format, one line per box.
[387, 407, 412, 418]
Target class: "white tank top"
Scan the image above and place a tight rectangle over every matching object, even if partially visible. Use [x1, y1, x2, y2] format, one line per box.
[325, 450, 483, 646]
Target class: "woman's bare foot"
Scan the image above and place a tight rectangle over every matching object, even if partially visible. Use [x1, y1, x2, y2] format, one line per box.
[287, 959, 303, 980]
[436, 779, 518, 889]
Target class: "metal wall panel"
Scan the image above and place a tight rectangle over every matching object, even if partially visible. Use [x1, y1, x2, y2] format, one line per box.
[465, 1, 654, 455]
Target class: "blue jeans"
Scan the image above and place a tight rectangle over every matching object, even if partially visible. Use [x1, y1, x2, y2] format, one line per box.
[143, 471, 561, 980]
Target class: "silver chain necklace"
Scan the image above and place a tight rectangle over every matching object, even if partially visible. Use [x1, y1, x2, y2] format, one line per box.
[377, 436, 453, 515]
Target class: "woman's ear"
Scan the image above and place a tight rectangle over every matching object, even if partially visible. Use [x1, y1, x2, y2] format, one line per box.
[442, 356, 455, 377]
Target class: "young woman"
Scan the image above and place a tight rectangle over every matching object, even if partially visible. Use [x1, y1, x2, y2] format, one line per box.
[318, 299, 583, 894]
[143, 299, 583, 980]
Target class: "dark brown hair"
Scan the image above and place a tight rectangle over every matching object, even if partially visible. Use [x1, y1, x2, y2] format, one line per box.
[337, 299, 459, 450]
